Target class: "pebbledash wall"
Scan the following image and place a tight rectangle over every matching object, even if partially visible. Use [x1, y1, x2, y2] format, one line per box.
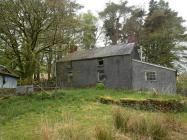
[132, 60, 176, 94]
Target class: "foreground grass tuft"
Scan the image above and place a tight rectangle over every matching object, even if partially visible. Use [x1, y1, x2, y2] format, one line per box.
[113, 108, 129, 132]
[149, 121, 168, 140]
[112, 108, 171, 140]
[95, 126, 113, 140]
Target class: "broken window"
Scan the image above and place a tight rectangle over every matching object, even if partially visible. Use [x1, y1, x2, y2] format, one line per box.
[146, 72, 156, 81]
[98, 70, 105, 82]
[67, 72, 73, 83]
[97, 59, 104, 66]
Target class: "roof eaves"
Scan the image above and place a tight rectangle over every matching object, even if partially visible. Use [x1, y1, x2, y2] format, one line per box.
[0, 71, 19, 78]
[132, 59, 176, 72]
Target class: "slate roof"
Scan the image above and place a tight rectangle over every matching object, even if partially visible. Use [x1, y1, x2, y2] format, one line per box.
[58, 43, 135, 62]
[132, 59, 176, 72]
[0, 65, 19, 78]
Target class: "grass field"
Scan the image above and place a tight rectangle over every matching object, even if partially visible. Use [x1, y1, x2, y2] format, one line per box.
[0, 88, 187, 140]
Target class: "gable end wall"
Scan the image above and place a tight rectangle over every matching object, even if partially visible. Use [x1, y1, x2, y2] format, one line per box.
[132, 60, 176, 94]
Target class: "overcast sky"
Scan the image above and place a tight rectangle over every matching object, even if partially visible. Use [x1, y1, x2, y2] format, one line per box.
[77, 0, 187, 26]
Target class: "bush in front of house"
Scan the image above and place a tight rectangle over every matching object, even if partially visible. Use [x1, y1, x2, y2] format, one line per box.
[96, 82, 105, 90]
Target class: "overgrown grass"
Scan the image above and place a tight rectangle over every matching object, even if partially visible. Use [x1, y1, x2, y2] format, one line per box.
[95, 126, 113, 140]
[112, 108, 186, 140]
[0, 88, 187, 140]
[113, 108, 130, 132]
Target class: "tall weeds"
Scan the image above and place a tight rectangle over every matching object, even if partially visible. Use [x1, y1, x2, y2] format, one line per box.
[40, 120, 52, 140]
[112, 108, 170, 140]
[40, 109, 183, 140]
[95, 126, 114, 140]
[113, 108, 129, 132]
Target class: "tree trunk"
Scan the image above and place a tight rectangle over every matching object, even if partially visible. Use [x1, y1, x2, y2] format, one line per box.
[47, 48, 53, 80]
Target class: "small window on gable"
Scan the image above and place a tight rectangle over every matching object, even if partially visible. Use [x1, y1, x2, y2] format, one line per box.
[98, 59, 104, 66]
[146, 72, 156, 81]
[98, 70, 105, 82]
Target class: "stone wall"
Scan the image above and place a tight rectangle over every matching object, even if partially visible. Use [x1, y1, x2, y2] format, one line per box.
[16, 85, 34, 95]
[0, 88, 16, 96]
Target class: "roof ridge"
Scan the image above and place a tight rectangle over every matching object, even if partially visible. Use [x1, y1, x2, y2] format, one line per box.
[57, 43, 135, 62]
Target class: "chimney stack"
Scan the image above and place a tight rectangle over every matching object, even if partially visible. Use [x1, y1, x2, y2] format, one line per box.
[127, 33, 136, 44]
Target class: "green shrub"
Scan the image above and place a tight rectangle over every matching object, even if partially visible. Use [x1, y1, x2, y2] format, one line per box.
[96, 83, 105, 90]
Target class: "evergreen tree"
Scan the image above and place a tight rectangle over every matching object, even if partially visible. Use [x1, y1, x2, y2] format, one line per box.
[142, 0, 186, 67]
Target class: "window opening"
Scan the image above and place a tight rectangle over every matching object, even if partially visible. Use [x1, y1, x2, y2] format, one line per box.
[97, 59, 104, 66]
[146, 72, 156, 81]
[98, 70, 105, 82]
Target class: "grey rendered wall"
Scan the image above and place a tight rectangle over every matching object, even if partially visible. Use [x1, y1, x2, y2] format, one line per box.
[132, 47, 140, 60]
[56, 62, 70, 87]
[57, 55, 132, 89]
[56, 59, 98, 87]
[132, 61, 176, 94]
[72, 59, 97, 87]
[104, 55, 132, 89]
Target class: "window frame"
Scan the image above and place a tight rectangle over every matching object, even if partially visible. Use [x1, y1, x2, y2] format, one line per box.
[145, 71, 157, 81]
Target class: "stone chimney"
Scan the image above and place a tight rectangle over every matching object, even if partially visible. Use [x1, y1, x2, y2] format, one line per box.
[127, 34, 136, 44]
[69, 46, 77, 53]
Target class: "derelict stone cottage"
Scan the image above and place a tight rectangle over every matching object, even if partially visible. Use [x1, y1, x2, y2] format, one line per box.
[56, 43, 176, 94]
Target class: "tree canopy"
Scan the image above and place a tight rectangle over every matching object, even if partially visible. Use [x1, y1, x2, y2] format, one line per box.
[142, 0, 186, 67]
[0, 0, 83, 84]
